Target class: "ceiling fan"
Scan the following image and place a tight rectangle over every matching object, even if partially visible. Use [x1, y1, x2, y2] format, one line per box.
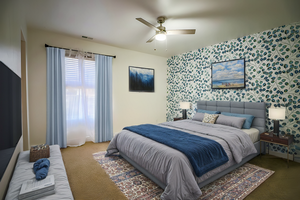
[136, 16, 196, 43]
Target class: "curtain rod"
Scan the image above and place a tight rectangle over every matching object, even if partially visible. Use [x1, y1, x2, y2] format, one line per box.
[45, 44, 116, 58]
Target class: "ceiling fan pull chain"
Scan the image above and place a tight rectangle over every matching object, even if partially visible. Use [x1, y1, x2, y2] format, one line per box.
[165, 37, 168, 51]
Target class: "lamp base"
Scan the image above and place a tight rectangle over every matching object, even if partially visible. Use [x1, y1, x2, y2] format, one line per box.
[182, 109, 187, 119]
[273, 120, 280, 136]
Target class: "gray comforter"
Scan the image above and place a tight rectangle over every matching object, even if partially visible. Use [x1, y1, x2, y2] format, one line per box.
[106, 120, 257, 200]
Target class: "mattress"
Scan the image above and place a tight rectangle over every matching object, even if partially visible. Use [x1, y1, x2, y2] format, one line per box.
[242, 128, 260, 143]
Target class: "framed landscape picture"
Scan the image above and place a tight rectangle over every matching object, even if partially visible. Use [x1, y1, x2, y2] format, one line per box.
[211, 58, 245, 89]
[129, 66, 154, 92]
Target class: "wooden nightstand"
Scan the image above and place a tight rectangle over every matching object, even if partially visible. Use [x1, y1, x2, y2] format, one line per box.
[260, 132, 294, 167]
[174, 117, 183, 121]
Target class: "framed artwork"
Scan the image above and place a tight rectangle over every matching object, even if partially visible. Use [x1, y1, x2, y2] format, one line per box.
[211, 58, 245, 89]
[129, 66, 154, 92]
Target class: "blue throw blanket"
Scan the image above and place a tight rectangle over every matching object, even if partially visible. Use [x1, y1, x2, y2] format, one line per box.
[33, 158, 50, 180]
[124, 124, 229, 177]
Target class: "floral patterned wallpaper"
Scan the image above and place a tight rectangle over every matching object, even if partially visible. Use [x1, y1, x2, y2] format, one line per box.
[166, 21, 300, 155]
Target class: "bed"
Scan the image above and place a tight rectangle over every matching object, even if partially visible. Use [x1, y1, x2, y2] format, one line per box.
[106, 100, 266, 200]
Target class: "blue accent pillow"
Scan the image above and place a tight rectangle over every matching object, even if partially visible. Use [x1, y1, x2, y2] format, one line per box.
[221, 112, 255, 129]
[197, 109, 220, 114]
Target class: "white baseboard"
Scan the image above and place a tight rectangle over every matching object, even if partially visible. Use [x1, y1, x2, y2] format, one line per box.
[269, 150, 300, 163]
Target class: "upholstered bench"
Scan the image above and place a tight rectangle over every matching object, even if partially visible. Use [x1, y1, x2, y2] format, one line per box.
[5, 145, 74, 200]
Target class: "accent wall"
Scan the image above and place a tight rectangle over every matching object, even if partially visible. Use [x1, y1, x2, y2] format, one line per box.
[166, 21, 300, 155]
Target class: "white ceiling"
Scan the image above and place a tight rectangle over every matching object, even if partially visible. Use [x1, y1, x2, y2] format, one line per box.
[23, 0, 300, 58]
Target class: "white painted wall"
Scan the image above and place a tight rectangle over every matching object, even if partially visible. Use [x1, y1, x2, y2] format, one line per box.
[0, 0, 27, 199]
[27, 28, 167, 145]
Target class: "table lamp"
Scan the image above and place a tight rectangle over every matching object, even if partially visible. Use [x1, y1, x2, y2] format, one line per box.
[180, 102, 190, 119]
[269, 106, 285, 136]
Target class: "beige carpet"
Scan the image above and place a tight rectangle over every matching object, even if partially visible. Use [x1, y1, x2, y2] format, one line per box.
[61, 142, 300, 200]
[61, 142, 126, 200]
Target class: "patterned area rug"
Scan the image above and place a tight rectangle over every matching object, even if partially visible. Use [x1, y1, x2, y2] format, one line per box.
[93, 152, 274, 200]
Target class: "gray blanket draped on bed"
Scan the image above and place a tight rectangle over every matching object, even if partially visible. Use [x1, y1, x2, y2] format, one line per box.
[106, 120, 257, 200]
[123, 124, 229, 177]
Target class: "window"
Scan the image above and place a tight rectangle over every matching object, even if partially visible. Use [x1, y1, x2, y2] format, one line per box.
[65, 53, 95, 146]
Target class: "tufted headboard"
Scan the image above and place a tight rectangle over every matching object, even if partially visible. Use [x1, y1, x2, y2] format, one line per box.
[197, 101, 266, 134]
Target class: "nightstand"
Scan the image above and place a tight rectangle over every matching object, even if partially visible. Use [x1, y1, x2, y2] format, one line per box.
[260, 132, 294, 167]
[174, 117, 183, 121]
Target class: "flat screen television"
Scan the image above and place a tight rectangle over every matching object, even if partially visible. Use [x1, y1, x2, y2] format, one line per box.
[0, 61, 22, 181]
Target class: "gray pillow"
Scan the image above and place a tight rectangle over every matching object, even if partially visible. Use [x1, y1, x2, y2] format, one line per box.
[215, 114, 246, 129]
[192, 112, 205, 122]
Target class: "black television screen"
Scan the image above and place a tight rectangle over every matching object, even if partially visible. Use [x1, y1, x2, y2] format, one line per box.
[0, 61, 22, 181]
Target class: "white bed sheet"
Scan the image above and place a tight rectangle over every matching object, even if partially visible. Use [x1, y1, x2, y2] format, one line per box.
[242, 128, 260, 143]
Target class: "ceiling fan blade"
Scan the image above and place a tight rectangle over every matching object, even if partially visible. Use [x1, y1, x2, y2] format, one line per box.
[166, 29, 196, 35]
[136, 18, 159, 31]
[146, 35, 156, 43]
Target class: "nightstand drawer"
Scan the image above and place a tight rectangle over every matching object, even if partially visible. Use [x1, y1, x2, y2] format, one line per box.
[260, 134, 273, 141]
[260, 133, 293, 145]
[174, 117, 183, 121]
[260, 135, 281, 143]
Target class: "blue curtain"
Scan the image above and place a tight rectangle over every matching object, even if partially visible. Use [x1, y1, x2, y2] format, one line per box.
[46, 47, 67, 148]
[95, 55, 113, 142]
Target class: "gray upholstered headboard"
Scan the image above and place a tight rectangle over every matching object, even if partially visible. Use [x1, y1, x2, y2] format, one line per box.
[197, 101, 266, 134]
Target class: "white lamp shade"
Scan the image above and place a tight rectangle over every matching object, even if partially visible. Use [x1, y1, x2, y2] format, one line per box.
[180, 102, 190, 109]
[155, 33, 166, 41]
[269, 107, 285, 120]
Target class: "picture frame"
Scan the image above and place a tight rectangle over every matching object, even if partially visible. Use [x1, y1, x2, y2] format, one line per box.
[211, 58, 245, 89]
[129, 66, 154, 92]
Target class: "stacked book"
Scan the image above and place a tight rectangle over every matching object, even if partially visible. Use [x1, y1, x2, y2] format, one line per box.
[18, 175, 55, 200]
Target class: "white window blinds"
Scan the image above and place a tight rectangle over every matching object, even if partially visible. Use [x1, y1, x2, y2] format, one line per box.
[65, 58, 95, 87]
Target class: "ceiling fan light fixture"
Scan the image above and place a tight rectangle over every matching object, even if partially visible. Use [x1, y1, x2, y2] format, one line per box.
[155, 32, 166, 41]
[136, 17, 195, 43]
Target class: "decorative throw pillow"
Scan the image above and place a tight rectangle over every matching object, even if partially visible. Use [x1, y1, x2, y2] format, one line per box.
[192, 113, 205, 122]
[202, 113, 219, 124]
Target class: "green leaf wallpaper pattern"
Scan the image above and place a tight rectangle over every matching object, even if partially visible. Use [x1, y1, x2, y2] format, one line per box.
[166, 21, 300, 155]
